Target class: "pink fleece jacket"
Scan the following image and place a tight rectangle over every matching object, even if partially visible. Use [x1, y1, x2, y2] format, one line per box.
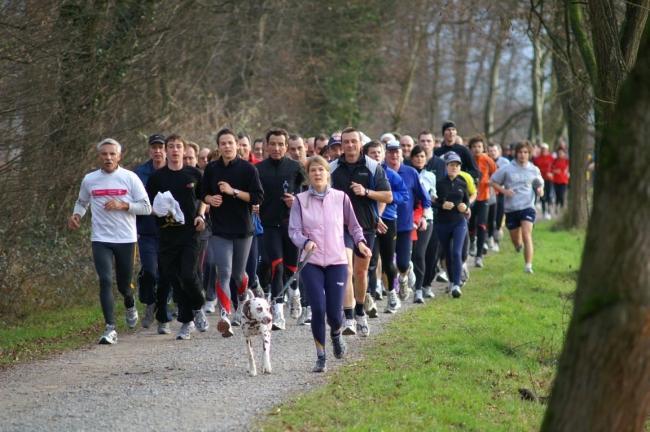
[288, 187, 365, 267]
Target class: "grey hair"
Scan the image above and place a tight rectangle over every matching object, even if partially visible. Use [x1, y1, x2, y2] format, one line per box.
[97, 138, 122, 153]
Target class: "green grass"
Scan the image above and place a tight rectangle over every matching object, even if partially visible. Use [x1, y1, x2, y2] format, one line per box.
[259, 222, 584, 431]
[0, 301, 138, 368]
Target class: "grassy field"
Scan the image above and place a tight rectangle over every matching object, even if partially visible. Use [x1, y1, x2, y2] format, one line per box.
[259, 222, 584, 431]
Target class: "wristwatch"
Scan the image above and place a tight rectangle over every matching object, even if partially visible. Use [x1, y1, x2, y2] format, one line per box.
[364, 188, 370, 197]
[233, 189, 240, 198]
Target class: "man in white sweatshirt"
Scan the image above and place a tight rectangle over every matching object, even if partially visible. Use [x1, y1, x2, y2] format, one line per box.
[68, 138, 152, 344]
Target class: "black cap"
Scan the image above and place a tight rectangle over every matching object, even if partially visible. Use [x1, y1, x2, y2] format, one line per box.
[148, 134, 165, 145]
[441, 121, 456, 135]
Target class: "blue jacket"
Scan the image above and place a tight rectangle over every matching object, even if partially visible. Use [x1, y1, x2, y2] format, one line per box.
[393, 163, 431, 232]
[134, 160, 160, 236]
[380, 166, 408, 221]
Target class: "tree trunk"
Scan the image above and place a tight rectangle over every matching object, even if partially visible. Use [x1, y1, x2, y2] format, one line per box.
[542, 33, 650, 432]
[484, 18, 508, 140]
[429, 30, 441, 131]
[529, 28, 544, 144]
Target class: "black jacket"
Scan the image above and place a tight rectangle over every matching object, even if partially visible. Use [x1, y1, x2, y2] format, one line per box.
[201, 156, 264, 238]
[256, 156, 305, 227]
[435, 143, 481, 184]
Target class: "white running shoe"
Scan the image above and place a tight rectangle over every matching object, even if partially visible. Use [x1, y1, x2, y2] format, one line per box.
[398, 274, 411, 301]
[407, 262, 416, 289]
[142, 303, 155, 328]
[125, 306, 138, 329]
[384, 290, 401, 314]
[176, 321, 195, 340]
[469, 240, 477, 256]
[217, 316, 234, 338]
[475, 257, 484, 268]
[414, 289, 424, 304]
[272, 303, 286, 331]
[99, 324, 117, 345]
[203, 299, 217, 314]
[491, 241, 500, 253]
[297, 306, 311, 326]
[374, 280, 384, 300]
[524, 263, 534, 274]
[364, 294, 378, 318]
[157, 321, 171, 335]
[289, 290, 302, 320]
[342, 318, 357, 335]
[422, 286, 435, 299]
[451, 285, 462, 298]
[435, 271, 449, 283]
[193, 309, 209, 332]
[232, 306, 242, 327]
[355, 314, 369, 337]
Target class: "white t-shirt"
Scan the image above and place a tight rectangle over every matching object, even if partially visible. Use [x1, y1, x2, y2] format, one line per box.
[74, 167, 149, 243]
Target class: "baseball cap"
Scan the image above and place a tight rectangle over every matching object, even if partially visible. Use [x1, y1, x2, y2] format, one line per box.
[148, 134, 166, 145]
[385, 140, 400, 151]
[444, 151, 461, 164]
[328, 136, 342, 147]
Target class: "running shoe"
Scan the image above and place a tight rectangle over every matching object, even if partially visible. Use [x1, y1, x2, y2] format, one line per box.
[232, 307, 242, 327]
[524, 263, 534, 274]
[515, 244, 523, 253]
[272, 303, 286, 331]
[297, 306, 311, 326]
[193, 309, 209, 332]
[157, 321, 171, 335]
[98, 324, 117, 345]
[217, 316, 234, 338]
[342, 318, 357, 335]
[469, 239, 477, 256]
[491, 241, 500, 253]
[482, 242, 489, 255]
[435, 271, 449, 283]
[373, 280, 384, 301]
[451, 285, 462, 298]
[475, 257, 484, 268]
[332, 333, 347, 359]
[125, 306, 138, 329]
[176, 321, 195, 340]
[289, 290, 302, 320]
[364, 294, 378, 318]
[461, 263, 470, 283]
[142, 303, 156, 328]
[398, 274, 411, 301]
[384, 290, 401, 314]
[407, 262, 416, 289]
[312, 354, 327, 373]
[422, 286, 435, 299]
[203, 299, 217, 314]
[414, 289, 424, 304]
[355, 314, 370, 337]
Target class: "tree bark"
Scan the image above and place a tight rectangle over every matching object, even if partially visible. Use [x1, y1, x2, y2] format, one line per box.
[484, 18, 508, 140]
[542, 32, 650, 432]
[529, 25, 544, 144]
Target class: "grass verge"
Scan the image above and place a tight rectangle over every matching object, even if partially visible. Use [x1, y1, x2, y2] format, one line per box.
[259, 222, 584, 431]
[0, 302, 138, 369]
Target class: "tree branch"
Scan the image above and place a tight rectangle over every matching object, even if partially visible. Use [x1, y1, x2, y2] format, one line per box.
[568, 0, 598, 88]
[619, 0, 650, 70]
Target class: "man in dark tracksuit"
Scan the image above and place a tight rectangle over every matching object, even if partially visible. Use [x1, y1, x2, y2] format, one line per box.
[256, 128, 306, 330]
[330, 127, 392, 337]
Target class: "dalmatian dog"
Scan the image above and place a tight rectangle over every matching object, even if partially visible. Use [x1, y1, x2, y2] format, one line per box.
[241, 289, 273, 376]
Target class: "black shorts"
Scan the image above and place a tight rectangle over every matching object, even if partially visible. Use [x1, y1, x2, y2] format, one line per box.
[505, 208, 536, 230]
[344, 230, 376, 258]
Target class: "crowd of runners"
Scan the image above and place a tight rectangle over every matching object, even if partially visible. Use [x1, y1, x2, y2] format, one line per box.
[68, 121, 568, 372]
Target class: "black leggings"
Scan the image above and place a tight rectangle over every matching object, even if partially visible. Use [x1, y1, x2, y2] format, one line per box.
[423, 220, 441, 287]
[259, 225, 298, 304]
[412, 222, 433, 291]
[368, 219, 397, 293]
[469, 200, 489, 258]
[487, 195, 505, 238]
[92, 241, 136, 326]
[554, 183, 567, 208]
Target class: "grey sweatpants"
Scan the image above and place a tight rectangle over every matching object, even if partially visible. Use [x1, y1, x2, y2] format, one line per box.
[208, 235, 252, 315]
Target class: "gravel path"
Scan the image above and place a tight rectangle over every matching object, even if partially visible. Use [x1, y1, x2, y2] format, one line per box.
[0, 285, 445, 432]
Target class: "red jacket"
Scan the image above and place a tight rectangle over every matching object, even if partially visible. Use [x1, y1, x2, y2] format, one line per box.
[551, 157, 569, 184]
[533, 154, 555, 181]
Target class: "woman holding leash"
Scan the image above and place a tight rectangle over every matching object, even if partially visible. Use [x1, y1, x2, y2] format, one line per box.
[289, 155, 371, 373]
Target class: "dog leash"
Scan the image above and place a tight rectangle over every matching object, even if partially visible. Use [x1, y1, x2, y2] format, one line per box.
[273, 249, 314, 303]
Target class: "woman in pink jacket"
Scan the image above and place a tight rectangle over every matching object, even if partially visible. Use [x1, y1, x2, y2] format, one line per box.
[289, 155, 371, 373]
